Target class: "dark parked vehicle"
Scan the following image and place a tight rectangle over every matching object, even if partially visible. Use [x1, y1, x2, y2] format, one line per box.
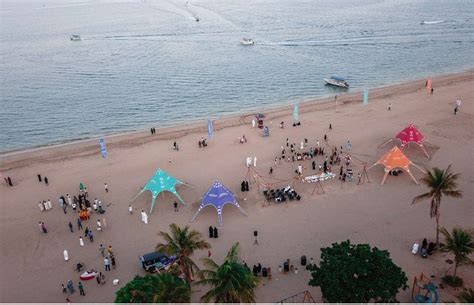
[139, 252, 176, 273]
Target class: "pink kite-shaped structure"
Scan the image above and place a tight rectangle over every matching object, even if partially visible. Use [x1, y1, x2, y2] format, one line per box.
[381, 124, 430, 158]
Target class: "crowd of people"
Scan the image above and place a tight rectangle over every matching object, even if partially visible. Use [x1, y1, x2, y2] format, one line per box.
[33, 177, 119, 301]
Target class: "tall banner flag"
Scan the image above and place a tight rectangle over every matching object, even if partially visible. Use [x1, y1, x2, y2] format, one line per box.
[426, 77, 432, 95]
[293, 103, 299, 121]
[363, 89, 369, 105]
[207, 120, 213, 138]
[99, 138, 107, 159]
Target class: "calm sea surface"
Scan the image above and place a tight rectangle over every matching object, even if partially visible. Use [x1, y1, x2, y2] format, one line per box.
[1, 0, 473, 152]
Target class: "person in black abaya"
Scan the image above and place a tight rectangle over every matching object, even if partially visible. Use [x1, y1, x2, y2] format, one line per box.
[252, 265, 258, 276]
[245, 181, 249, 191]
[213, 227, 218, 238]
[312, 160, 316, 171]
[209, 226, 214, 238]
[241, 181, 245, 192]
[257, 263, 262, 273]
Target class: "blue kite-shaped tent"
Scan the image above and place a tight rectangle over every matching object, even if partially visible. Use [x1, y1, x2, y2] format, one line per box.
[191, 181, 247, 225]
[131, 169, 186, 213]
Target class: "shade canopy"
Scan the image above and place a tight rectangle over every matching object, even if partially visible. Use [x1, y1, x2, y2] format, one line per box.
[380, 124, 430, 158]
[191, 181, 247, 225]
[396, 124, 425, 146]
[369, 146, 424, 185]
[131, 169, 186, 213]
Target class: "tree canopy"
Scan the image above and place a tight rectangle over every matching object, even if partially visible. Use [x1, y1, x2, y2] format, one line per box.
[308, 240, 408, 302]
[115, 273, 190, 303]
[196, 242, 259, 302]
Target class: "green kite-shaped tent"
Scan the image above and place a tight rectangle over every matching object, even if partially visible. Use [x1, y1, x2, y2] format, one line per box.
[131, 169, 186, 213]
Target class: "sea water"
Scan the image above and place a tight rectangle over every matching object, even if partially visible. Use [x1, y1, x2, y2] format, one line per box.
[0, 0, 473, 152]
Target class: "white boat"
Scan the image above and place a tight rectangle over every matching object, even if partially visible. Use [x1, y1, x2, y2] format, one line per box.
[70, 35, 81, 41]
[240, 38, 255, 46]
[420, 20, 444, 25]
[324, 76, 349, 88]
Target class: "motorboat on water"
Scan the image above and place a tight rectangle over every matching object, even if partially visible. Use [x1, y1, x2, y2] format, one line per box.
[324, 76, 349, 88]
[240, 38, 255, 46]
[70, 35, 81, 41]
[194, 16, 200, 22]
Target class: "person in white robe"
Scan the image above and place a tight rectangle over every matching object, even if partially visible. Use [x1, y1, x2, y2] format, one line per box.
[63, 249, 69, 261]
[253, 156, 257, 167]
[141, 210, 148, 224]
[79, 237, 84, 247]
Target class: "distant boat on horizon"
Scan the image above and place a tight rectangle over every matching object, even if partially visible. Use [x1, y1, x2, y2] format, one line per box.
[240, 38, 255, 46]
[420, 20, 445, 25]
[70, 35, 81, 41]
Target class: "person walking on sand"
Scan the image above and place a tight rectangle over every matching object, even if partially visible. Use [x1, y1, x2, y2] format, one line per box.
[388, 103, 392, 111]
[454, 106, 459, 115]
[173, 201, 178, 212]
[102, 217, 107, 228]
[253, 156, 257, 167]
[44, 176, 48, 185]
[104, 183, 108, 193]
[111, 255, 116, 269]
[104, 257, 111, 271]
[107, 245, 113, 256]
[128, 204, 133, 214]
[208, 250, 212, 258]
[97, 219, 102, 231]
[78, 281, 85, 296]
[68, 222, 74, 233]
[62, 284, 67, 294]
[329, 123, 332, 130]
[252, 119, 256, 128]
[99, 244, 105, 257]
[66, 280, 74, 294]
[89, 232, 94, 242]
[141, 210, 148, 224]
[79, 236, 84, 247]
[37, 174, 42, 182]
[77, 218, 83, 230]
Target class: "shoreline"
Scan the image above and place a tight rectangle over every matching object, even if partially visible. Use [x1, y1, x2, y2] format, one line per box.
[1, 69, 472, 171]
[1, 65, 472, 302]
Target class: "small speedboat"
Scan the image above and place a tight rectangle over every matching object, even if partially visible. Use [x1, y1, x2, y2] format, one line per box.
[240, 38, 255, 46]
[70, 35, 81, 41]
[194, 16, 200, 22]
[324, 76, 349, 88]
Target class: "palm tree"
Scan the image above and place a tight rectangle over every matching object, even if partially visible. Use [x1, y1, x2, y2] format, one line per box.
[156, 223, 210, 282]
[115, 273, 191, 303]
[196, 242, 259, 302]
[457, 288, 474, 303]
[412, 165, 462, 248]
[439, 227, 474, 279]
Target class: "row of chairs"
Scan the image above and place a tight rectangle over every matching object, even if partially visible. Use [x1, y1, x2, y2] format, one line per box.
[263, 186, 302, 202]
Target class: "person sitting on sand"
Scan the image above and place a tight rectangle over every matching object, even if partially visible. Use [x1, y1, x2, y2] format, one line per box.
[280, 121, 284, 128]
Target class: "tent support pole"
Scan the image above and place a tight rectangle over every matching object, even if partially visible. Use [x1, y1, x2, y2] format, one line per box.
[381, 171, 389, 185]
[407, 170, 419, 185]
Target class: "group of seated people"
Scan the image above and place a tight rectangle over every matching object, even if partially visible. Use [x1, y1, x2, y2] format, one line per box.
[79, 210, 90, 221]
[389, 169, 403, 176]
[263, 186, 301, 202]
[292, 121, 301, 127]
[198, 138, 208, 148]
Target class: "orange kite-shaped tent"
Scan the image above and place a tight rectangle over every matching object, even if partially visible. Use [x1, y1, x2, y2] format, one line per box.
[381, 124, 430, 158]
[369, 146, 425, 185]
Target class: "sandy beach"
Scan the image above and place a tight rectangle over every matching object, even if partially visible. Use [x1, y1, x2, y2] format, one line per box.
[0, 70, 473, 302]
